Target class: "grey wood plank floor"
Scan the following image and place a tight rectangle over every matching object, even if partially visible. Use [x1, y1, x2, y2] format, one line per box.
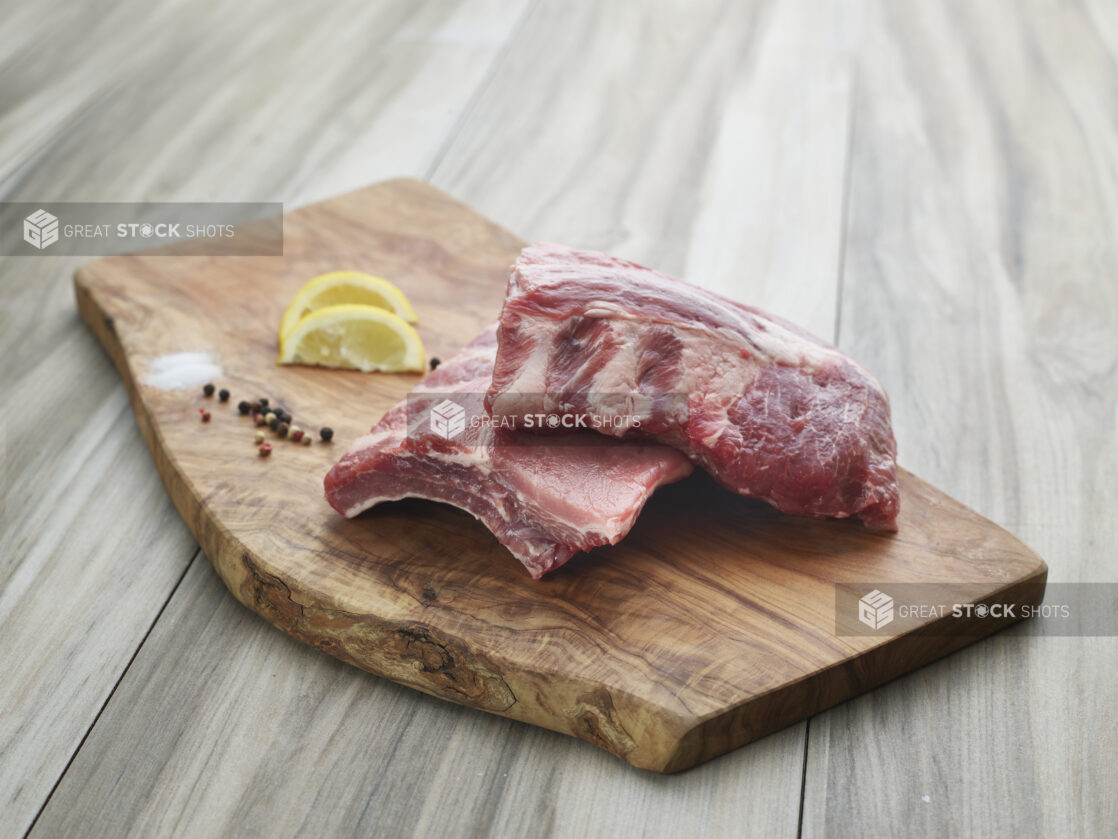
[803, 2, 1118, 836]
[2, 0, 1115, 837]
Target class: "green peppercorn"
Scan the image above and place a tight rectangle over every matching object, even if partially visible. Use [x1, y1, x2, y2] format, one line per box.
[301, 435, 312, 446]
[203, 383, 215, 397]
[319, 427, 334, 442]
[254, 430, 265, 444]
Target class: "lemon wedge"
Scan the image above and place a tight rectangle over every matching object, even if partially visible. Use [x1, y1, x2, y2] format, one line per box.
[277, 304, 425, 372]
[279, 271, 418, 342]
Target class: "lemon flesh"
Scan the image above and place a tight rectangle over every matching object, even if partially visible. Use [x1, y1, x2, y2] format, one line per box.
[279, 271, 418, 342]
[278, 304, 425, 373]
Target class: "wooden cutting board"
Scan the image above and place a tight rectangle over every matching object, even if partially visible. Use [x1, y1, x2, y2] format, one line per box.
[74, 179, 1047, 773]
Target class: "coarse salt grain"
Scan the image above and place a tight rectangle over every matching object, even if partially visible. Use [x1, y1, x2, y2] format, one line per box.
[143, 352, 222, 390]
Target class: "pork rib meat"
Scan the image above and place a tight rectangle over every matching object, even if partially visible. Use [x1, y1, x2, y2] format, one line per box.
[486, 244, 900, 530]
[323, 326, 694, 578]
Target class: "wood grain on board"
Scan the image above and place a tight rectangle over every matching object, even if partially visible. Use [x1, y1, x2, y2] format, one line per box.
[26, 545, 806, 839]
[74, 178, 1045, 773]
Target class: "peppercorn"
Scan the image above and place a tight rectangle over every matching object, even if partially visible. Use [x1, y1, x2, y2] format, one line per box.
[429, 357, 441, 371]
[276, 422, 289, 438]
[319, 427, 334, 442]
[301, 435, 312, 446]
[290, 428, 304, 442]
[200, 410, 211, 423]
[269, 417, 279, 431]
[253, 413, 266, 426]
[238, 400, 251, 415]
[218, 388, 230, 402]
[203, 383, 215, 397]
[258, 397, 269, 408]
[258, 442, 272, 457]
[254, 430, 265, 444]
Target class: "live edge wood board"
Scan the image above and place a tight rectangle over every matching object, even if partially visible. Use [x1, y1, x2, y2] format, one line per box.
[74, 179, 1047, 773]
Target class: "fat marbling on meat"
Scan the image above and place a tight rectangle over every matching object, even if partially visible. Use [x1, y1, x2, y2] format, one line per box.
[486, 244, 900, 530]
[324, 325, 694, 578]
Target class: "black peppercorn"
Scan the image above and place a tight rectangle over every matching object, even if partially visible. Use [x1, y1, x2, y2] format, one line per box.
[258, 397, 269, 408]
[429, 357, 441, 371]
[320, 427, 334, 442]
[238, 400, 251, 415]
[203, 383, 215, 397]
[218, 388, 230, 402]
